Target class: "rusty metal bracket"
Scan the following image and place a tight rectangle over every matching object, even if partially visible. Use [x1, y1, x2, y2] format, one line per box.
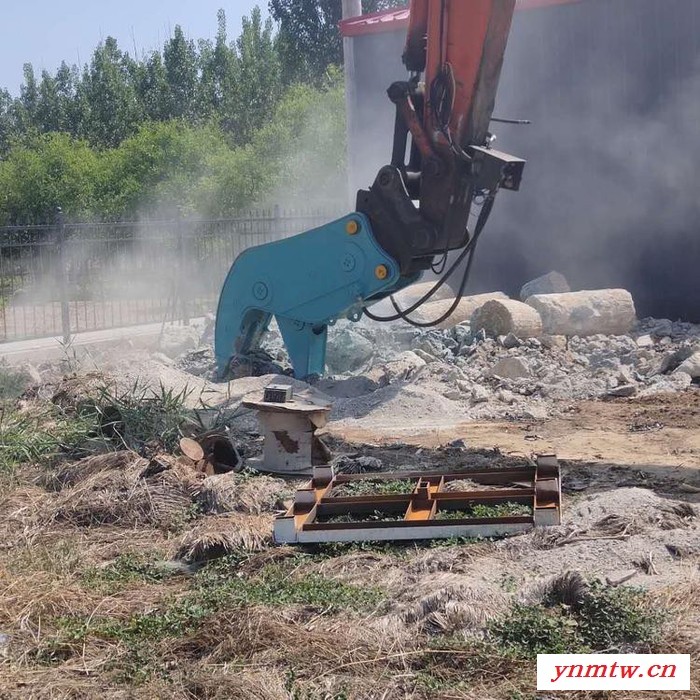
[274, 454, 561, 544]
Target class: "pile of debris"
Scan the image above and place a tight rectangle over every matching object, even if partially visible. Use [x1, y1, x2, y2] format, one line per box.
[174, 272, 700, 422]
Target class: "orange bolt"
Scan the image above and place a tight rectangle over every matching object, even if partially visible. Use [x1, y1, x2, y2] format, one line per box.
[375, 264, 388, 280]
[345, 219, 359, 235]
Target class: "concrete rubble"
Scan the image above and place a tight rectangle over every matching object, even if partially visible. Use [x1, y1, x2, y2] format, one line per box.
[172, 279, 700, 424]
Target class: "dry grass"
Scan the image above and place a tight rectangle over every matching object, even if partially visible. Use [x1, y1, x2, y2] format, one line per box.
[50, 454, 201, 529]
[1, 378, 698, 699]
[174, 513, 272, 563]
[401, 584, 509, 634]
[196, 472, 292, 515]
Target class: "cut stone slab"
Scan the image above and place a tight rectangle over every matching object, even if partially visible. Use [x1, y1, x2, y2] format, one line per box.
[525, 289, 636, 337]
[404, 292, 509, 330]
[519, 270, 570, 301]
[471, 299, 543, 339]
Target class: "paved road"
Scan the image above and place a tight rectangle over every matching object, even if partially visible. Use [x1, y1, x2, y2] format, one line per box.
[0, 318, 205, 364]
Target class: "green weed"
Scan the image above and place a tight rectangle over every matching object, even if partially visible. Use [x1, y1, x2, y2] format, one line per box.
[490, 580, 665, 657]
[39, 553, 385, 680]
[332, 478, 414, 497]
[437, 502, 532, 520]
[82, 553, 173, 591]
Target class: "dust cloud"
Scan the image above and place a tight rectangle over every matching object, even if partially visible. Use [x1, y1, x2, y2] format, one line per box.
[343, 0, 700, 321]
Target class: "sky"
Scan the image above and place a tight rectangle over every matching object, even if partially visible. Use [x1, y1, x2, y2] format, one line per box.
[0, 0, 269, 95]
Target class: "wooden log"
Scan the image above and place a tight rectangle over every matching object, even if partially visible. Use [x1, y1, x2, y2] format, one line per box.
[525, 289, 637, 336]
[406, 292, 510, 329]
[470, 299, 543, 338]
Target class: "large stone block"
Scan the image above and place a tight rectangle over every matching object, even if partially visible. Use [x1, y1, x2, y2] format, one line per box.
[525, 289, 636, 336]
[470, 299, 543, 338]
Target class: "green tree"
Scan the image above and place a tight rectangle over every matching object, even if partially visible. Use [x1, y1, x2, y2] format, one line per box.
[12, 64, 40, 134]
[81, 37, 142, 146]
[199, 9, 237, 120]
[269, 0, 407, 84]
[163, 26, 200, 120]
[0, 132, 99, 224]
[96, 121, 228, 218]
[137, 52, 171, 122]
[0, 88, 14, 156]
[226, 7, 281, 143]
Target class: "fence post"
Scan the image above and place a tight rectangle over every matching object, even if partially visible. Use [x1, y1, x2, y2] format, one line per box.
[55, 207, 71, 343]
[178, 217, 189, 326]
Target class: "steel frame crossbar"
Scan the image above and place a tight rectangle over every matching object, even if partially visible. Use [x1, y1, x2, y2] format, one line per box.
[274, 454, 561, 544]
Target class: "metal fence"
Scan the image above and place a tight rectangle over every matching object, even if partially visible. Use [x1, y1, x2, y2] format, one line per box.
[0, 208, 337, 343]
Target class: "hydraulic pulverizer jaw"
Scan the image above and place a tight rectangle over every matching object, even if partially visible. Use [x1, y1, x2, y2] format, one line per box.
[214, 213, 418, 380]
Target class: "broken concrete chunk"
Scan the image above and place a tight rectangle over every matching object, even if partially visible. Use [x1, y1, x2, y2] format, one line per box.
[488, 357, 532, 380]
[673, 351, 700, 379]
[382, 350, 427, 382]
[525, 289, 636, 337]
[657, 346, 697, 375]
[502, 332, 522, 349]
[326, 328, 374, 373]
[608, 384, 637, 398]
[541, 334, 567, 350]
[650, 319, 673, 338]
[404, 292, 509, 330]
[413, 348, 438, 364]
[471, 299, 543, 339]
[519, 270, 571, 301]
[471, 385, 491, 403]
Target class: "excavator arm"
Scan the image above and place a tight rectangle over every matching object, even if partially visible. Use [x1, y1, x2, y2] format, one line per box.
[215, 0, 524, 378]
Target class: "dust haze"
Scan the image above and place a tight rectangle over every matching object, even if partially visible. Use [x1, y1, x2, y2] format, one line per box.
[345, 0, 700, 321]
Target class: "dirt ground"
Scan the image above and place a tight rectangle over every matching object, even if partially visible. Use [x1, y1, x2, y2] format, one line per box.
[330, 391, 700, 472]
[0, 352, 698, 699]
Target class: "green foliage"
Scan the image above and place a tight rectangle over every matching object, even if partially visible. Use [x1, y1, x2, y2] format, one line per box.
[0, 377, 195, 473]
[0, 403, 97, 473]
[82, 553, 173, 591]
[96, 120, 228, 218]
[41, 553, 383, 679]
[0, 132, 99, 224]
[490, 602, 580, 656]
[490, 582, 665, 657]
[270, 0, 407, 84]
[437, 502, 533, 519]
[574, 580, 665, 651]
[333, 478, 414, 496]
[0, 6, 352, 223]
[75, 380, 195, 454]
[0, 74, 346, 223]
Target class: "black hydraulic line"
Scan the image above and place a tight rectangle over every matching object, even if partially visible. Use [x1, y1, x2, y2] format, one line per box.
[364, 193, 496, 326]
[386, 195, 494, 328]
[363, 236, 475, 322]
[490, 117, 531, 125]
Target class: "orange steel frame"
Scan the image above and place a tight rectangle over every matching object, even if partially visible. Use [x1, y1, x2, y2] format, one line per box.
[274, 455, 561, 544]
